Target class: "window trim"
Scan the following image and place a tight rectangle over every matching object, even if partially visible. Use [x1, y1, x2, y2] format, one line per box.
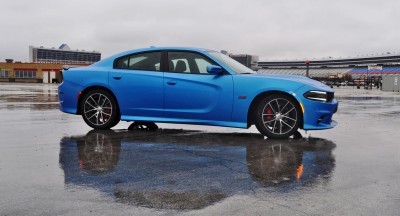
[113, 51, 163, 72]
[14, 70, 37, 78]
[0, 70, 9, 78]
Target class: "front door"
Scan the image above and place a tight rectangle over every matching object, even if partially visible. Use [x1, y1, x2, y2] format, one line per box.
[43, 71, 49, 83]
[164, 51, 233, 121]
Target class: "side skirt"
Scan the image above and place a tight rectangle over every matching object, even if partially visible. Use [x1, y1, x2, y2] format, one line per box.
[120, 116, 248, 129]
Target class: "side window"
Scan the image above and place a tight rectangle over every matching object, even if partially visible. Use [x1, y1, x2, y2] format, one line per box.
[115, 52, 161, 71]
[168, 52, 215, 74]
[195, 58, 213, 74]
[116, 57, 129, 69]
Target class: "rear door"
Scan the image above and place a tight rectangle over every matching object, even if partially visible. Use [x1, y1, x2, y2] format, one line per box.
[109, 51, 164, 117]
[163, 51, 233, 121]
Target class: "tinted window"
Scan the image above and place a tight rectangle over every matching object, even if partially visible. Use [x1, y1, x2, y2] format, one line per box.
[168, 52, 215, 74]
[115, 52, 161, 71]
[116, 57, 129, 69]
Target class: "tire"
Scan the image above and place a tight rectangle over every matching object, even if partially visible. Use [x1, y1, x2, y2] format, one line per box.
[80, 89, 120, 129]
[255, 94, 301, 139]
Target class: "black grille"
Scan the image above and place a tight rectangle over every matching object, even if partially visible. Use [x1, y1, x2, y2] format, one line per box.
[327, 92, 334, 102]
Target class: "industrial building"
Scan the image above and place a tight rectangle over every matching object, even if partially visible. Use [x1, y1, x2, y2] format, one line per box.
[256, 53, 400, 90]
[258, 54, 400, 79]
[0, 44, 100, 83]
[229, 54, 259, 71]
[1, 61, 64, 83]
[29, 44, 101, 64]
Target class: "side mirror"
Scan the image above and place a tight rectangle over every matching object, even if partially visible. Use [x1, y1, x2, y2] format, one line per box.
[206, 65, 223, 75]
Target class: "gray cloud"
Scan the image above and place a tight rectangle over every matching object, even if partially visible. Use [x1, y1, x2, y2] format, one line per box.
[1, 0, 399, 61]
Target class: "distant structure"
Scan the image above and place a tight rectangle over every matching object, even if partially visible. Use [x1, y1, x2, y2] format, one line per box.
[230, 54, 259, 71]
[258, 54, 400, 79]
[29, 44, 101, 64]
[0, 62, 64, 83]
[222, 50, 259, 70]
[1, 44, 97, 83]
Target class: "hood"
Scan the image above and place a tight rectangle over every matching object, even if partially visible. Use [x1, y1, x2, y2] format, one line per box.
[242, 73, 333, 92]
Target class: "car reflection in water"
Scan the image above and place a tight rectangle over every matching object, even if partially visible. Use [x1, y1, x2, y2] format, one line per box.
[59, 129, 336, 210]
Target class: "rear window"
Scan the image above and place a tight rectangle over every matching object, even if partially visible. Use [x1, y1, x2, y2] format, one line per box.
[115, 52, 161, 71]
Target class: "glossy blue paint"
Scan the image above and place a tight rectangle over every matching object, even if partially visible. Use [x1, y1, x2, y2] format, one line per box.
[206, 65, 223, 74]
[163, 72, 233, 121]
[58, 46, 338, 132]
[109, 69, 164, 117]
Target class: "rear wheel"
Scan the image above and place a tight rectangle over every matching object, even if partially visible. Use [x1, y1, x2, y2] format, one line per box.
[80, 89, 120, 129]
[255, 94, 301, 139]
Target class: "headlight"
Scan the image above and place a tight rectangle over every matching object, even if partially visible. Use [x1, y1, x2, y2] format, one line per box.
[304, 91, 334, 102]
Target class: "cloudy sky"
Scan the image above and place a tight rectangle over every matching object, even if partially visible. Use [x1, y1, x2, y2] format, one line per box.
[1, 0, 400, 61]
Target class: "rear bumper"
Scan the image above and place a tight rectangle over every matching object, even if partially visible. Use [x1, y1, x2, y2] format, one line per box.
[58, 82, 80, 114]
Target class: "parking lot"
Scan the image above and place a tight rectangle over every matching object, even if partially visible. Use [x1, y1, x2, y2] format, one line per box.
[1, 83, 400, 215]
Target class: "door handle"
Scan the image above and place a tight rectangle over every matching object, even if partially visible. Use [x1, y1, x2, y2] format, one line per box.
[113, 76, 122, 80]
[167, 81, 177, 85]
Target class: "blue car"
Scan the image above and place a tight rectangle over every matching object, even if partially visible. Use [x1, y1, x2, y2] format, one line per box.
[58, 47, 338, 138]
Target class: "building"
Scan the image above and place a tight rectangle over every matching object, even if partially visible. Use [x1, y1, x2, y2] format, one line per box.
[0, 44, 100, 83]
[1, 61, 63, 83]
[221, 50, 259, 70]
[229, 54, 259, 70]
[258, 54, 400, 79]
[382, 76, 400, 92]
[0, 61, 91, 83]
[29, 44, 101, 64]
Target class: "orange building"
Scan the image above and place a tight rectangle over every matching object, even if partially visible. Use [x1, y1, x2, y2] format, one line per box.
[0, 62, 88, 83]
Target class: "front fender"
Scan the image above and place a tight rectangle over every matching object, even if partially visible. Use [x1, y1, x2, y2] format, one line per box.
[231, 75, 305, 124]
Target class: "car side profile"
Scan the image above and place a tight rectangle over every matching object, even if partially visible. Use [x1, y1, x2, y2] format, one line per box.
[58, 47, 338, 138]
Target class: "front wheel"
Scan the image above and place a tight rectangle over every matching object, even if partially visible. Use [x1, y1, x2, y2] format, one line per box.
[255, 94, 301, 139]
[80, 89, 120, 129]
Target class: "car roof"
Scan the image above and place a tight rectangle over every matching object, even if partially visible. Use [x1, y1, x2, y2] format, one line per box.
[150, 46, 215, 52]
[117, 46, 216, 56]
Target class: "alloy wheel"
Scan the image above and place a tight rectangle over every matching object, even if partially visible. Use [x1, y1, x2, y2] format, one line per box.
[261, 98, 298, 135]
[83, 93, 113, 126]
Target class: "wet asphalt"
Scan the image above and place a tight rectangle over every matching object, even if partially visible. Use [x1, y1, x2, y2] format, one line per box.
[0, 83, 400, 215]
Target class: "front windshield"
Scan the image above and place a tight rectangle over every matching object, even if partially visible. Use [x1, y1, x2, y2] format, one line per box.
[208, 51, 256, 74]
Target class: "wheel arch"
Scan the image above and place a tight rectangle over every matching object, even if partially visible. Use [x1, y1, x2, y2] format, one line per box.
[247, 90, 304, 129]
[77, 85, 120, 115]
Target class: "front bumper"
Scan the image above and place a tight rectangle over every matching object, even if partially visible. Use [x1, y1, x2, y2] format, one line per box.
[302, 98, 338, 130]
